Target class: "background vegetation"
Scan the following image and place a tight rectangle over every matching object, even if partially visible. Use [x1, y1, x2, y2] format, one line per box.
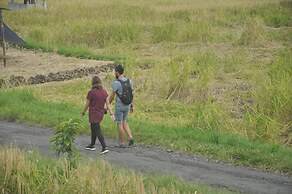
[3, 0, 290, 144]
[0, 0, 291, 191]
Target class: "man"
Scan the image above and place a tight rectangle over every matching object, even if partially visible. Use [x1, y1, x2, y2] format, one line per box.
[108, 65, 134, 148]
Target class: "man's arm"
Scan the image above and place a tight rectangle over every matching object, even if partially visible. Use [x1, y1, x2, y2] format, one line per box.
[109, 81, 118, 104]
[108, 91, 116, 104]
[105, 97, 114, 115]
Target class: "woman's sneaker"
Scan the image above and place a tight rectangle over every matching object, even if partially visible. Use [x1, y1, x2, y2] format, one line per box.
[100, 147, 109, 155]
[85, 145, 96, 151]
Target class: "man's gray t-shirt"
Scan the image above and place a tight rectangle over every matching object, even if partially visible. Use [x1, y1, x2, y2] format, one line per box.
[112, 77, 133, 110]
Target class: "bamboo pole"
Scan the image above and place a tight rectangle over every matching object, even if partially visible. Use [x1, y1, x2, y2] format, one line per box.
[0, 9, 6, 67]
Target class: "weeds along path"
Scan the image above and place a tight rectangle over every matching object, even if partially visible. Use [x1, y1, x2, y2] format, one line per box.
[1, 121, 292, 194]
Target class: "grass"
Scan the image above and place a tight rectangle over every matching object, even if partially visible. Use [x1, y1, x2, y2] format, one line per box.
[0, 147, 234, 194]
[23, 40, 123, 61]
[117, 120, 292, 173]
[0, 0, 291, 180]
[0, 89, 291, 174]
[3, 0, 291, 48]
[0, 89, 79, 127]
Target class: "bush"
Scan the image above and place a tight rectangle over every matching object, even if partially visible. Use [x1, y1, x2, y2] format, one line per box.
[50, 119, 83, 168]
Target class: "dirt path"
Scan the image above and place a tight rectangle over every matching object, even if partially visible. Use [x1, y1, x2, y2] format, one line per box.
[1, 121, 292, 194]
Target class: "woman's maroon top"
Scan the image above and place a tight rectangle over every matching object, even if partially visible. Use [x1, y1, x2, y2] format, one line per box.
[86, 88, 108, 123]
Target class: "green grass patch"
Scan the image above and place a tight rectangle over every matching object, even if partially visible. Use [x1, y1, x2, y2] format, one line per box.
[251, 4, 292, 27]
[117, 119, 292, 173]
[0, 89, 80, 127]
[22, 40, 123, 61]
[57, 45, 122, 61]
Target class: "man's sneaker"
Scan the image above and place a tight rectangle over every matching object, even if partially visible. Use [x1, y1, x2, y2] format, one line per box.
[128, 139, 134, 147]
[85, 145, 96, 151]
[115, 144, 126, 148]
[100, 147, 109, 155]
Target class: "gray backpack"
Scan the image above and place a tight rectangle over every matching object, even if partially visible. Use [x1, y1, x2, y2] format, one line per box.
[116, 79, 133, 105]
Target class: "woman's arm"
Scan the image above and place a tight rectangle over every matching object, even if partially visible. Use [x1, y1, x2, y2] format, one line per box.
[81, 99, 90, 116]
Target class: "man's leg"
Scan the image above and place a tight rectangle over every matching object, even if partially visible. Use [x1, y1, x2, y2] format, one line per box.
[123, 121, 133, 140]
[117, 123, 126, 145]
[115, 107, 126, 146]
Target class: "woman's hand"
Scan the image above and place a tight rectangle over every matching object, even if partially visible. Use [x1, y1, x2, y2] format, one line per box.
[110, 114, 115, 121]
[82, 99, 90, 117]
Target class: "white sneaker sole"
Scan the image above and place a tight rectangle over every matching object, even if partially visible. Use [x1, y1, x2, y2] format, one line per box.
[85, 147, 96, 151]
[100, 150, 109, 154]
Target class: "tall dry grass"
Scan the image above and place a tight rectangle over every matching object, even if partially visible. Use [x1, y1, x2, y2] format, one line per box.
[0, 147, 231, 194]
[3, 0, 289, 48]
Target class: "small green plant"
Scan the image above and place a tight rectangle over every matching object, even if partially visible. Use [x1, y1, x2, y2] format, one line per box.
[50, 118, 83, 168]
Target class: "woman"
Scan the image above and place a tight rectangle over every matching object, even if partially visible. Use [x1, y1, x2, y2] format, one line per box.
[81, 76, 115, 154]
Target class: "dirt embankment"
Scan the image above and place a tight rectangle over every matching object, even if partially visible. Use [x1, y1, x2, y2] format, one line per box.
[0, 47, 115, 88]
[1, 63, 114, 87]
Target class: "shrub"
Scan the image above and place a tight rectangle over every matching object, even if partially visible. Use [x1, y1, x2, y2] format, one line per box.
[50, 119, 83, 168]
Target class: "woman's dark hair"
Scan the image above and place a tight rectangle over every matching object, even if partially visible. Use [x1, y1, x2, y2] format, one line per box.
[91, 76, 103, 89]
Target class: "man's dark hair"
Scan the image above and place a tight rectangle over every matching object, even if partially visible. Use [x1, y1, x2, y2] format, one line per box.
[115, 65, 124, 74]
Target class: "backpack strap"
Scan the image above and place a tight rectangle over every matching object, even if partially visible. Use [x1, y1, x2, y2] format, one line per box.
[116, 78, 129, 87]
[115, 78, 128, 98]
